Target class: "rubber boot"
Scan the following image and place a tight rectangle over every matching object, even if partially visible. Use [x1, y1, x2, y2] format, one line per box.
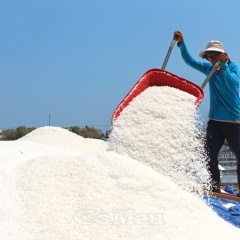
[212, 182, 221, 193]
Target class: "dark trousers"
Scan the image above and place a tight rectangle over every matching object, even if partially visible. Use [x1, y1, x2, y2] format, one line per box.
[205, 120, 240, 187]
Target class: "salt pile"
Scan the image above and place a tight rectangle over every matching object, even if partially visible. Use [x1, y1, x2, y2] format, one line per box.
[108, 86, 210, 193]
[0, 126, 240, 239]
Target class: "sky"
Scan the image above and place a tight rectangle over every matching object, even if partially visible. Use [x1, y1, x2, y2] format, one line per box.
[1, 0, 240, 132]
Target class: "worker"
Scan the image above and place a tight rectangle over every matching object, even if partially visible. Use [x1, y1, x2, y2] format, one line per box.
[174, 30, 240, 196]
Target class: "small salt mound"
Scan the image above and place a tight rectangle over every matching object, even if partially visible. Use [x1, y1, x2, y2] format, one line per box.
[108, 86, 210, 193]
[19, 126, 106, 154]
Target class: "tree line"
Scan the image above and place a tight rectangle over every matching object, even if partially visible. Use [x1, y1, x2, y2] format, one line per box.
[0, 126, 229, 145]
[0, 126, 111, 141]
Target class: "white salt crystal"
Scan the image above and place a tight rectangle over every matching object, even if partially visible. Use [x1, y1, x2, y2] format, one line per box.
[108, 86, 210, 193]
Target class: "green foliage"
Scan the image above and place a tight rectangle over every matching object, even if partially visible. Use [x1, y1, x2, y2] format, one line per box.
[69, 126, 81, 135]
[1, 129, 17, 140]
[68, 125, 106, 139]
[79, 126, 104, 139]
[1, 126, 36, 140]
[1, 125, 110, 141]
[70, 126, 113, 140]
[16, 126, 28, 139]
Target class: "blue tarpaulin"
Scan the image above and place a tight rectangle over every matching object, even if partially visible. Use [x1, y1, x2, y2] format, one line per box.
[204, 185, 240, 228]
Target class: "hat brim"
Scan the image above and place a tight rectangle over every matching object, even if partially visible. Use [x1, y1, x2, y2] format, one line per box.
[199, 48, 225, 58]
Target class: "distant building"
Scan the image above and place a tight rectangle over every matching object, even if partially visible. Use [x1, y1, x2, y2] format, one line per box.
[218, 145, 237, 185]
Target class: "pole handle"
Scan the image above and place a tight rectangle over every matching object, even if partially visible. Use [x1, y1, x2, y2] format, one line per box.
[201, 61, 221, 89]
[161, 36, 177, 70]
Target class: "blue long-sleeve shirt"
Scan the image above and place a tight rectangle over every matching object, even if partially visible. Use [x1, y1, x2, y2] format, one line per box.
[178, 41, 240, 122]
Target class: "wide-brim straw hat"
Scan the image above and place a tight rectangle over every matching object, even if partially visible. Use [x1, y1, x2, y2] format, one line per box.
[199, 40, 225, 58]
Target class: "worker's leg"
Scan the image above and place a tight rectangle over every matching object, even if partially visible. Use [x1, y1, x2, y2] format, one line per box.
[205, 120, 225, 191]
[224, 122, 240, 196]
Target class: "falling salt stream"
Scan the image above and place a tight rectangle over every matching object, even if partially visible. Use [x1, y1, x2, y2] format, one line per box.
[108, 86, 210, 194]
[0, 86, 239, 239]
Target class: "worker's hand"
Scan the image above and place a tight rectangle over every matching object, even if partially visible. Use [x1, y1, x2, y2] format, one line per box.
[174, 30, 184, 44]
[218, 52, 229, 63]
